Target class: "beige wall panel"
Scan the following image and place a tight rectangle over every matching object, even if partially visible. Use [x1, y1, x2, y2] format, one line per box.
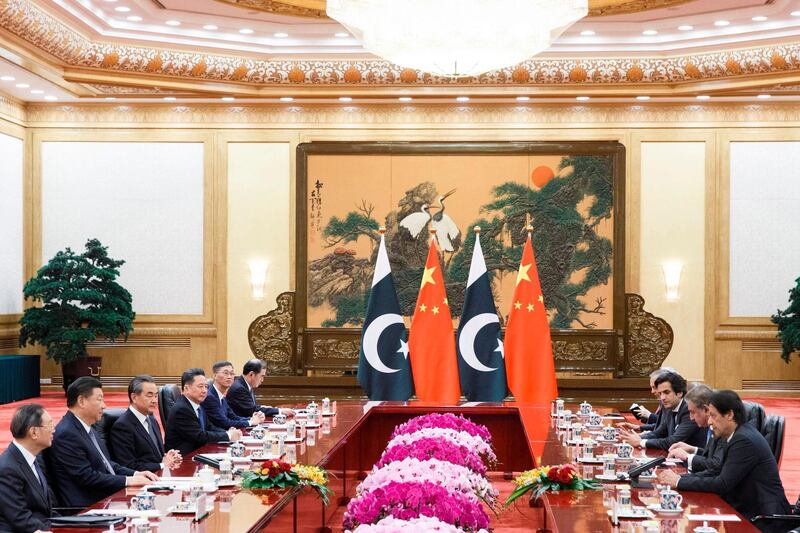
[226, 142, 292, 372]
[640, 142, 705, 381]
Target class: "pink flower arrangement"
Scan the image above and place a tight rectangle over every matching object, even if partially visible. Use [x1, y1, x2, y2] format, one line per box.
[347, 515, 488, 532]
[358, 457, 499, 508]
[376, 437, 487, 476]
[342, 481, 490, 532]
[391, 413, 491, 442]
[386, 428, 496, 463]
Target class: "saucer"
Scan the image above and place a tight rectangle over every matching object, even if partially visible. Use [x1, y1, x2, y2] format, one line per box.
[167, 505, 197, 514]
[585, 424, 604, 430]
[647, 504, 684, 515]
[597, 438, 618, 444]
[615, 456, 635, 463]
[595, 473, 622, 481]
[577, 457, 603, 464]
[215, 480, 239, 488]
[607, 506, 654, 519]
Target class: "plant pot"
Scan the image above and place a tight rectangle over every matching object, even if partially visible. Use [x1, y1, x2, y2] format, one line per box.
[61, 356, 102, 392]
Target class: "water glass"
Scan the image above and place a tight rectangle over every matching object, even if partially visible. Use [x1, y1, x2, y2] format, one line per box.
[617, 487, 631, 511]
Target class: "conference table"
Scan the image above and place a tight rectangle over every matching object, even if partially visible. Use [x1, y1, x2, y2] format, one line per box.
[52, 400, 758, 532]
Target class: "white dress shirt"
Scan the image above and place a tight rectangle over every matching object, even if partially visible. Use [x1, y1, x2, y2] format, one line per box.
[641, 399, 683, 449]
[12, 440, 41, 483]
[129, 406, 164, 469]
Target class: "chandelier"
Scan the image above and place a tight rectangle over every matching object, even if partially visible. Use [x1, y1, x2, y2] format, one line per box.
[326, 0, 588, 78]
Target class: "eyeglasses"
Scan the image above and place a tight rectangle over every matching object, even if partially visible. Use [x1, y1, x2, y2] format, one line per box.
[218, 371, 235, 377]
[35, 422, 55, 431]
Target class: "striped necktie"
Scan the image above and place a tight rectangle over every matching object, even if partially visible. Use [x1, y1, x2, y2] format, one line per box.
[88, 430, 116, 475]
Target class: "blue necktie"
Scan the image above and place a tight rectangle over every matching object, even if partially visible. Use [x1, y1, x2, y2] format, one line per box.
[34, 459, 48, 494]
[89, 430, 116, 475]
[706, 427, 713, 446]
[147, 416, 163, 454]
[197, 406, 206, 431]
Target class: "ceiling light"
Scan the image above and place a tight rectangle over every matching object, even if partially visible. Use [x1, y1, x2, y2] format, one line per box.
[165, 20, 181, 26]
[576, 96, 590, 101]
[339, 96, 353, 102]
[642, 29, 658, 35]
[280, 96, 294, 102]
[334, 32, 349, 38]
[580, 30, 595, 36]
[102, 0, 118, 2]
[696, 95, 710, 100]
[44, 95, 57, 101]
[163, 96, 176, 101]
[751, 16, 767, 22]
[239, 28, 254, 35]
[757, 94, 771, 99]
[0, 76, 14, 81]
[516, 96, 530, 101]
[636, 95, 650, 100]
[203, 24, 218, 30]
[30, 89, 44, 94]
[714, 20, 730, 27]
[678, 25, 693, 31]
[326, 0, 588, 77]
[105, 97, 116, 100]
[398, 96, 412, 102]
[15, 83, 29, 88]
[222, 97, 235, 101]
[126, 15, 142, 22]
[456, 96, 470, 102]
[273, 32, 289, 38]
[792, 11, 800, 17]
[114, 6, 131, 12]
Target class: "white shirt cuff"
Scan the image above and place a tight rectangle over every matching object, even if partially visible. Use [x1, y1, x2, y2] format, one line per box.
[686, 453, 695, 472]
[640, 439, 647, 449]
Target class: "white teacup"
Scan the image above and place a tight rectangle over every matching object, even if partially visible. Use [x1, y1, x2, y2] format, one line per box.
[229, 441, 246, 458]
[198, 465, 215, 483]
[659, 488, 683, 510]
[273, 413, 287, 425]
[602, 426, 618, 441]
[589, 413, 603, 426]
[130, 491, 155, 511]
[616, 442, 633, 459]
[250, 426, 266, 440]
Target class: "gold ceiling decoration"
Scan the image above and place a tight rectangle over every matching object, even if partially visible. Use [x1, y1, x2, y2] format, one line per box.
[211, 0, 697, 18]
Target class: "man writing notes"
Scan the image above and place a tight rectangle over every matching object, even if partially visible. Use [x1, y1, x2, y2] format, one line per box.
[202, 361, 264, 429]
[165, 368, 242, 456]
[227, 359, 293, 419]
[110, 375, 182, 472]
[666, 384, 725, 473]
[619, 371, 706, 450]
[658, 390, 790, 532]
[51, 377, 157, 507]
[0, 404, 56, 533]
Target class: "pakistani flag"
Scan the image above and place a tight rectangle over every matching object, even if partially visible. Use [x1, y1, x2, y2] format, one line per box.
[456, 231, 507, 402]
[357, 233, 414, 401]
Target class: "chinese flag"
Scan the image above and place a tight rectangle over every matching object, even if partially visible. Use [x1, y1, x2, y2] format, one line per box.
[504, 233, 558, 404]
[408, 236, 461, 404]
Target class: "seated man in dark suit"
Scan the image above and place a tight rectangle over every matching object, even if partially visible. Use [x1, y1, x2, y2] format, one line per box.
[227, 359, 293, 419]
[111, 375, 182, 473]
[164, 368, 242, 457]
[620, 371, 706, 450]
[51, 377, 157, 508]
[619, 367, 677, 433]
[202, 361, 264, 430]
[667, 384, 725, 474]
[0, 404, 56, 533]
[658, 390, 791, 533]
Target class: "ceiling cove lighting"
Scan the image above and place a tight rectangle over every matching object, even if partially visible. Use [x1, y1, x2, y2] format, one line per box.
[576, 95, 590, 101]
[0, 76, 14, 81]
[239, 28, 254, 35]
[165, 20, 181, 26]
[44, 95, 57, 101]
[126, 16, 142, 22]
[678, 25, 693, 31]
[338, 96, 352, 102]
[757, 94, 771, 99]
[326, 0, 588, 77]
[398, 96, 412, 102]
[636, 95, 650, 101]
[642, 29, 658, 35]
[580, 30, 595, 36]
[163, 96, 176, 101]
[113, 6, 131, 12]
[334, 32, 349, 38]
[714, 20, 730, 27]
[221, 97, 235, 101]
[456, 96, 470, 102]
[279, 96, 294, 102]
[516, 96, 530, 101]
[203, 24, 218, 30]
[15, 83, 29, 88]
[696, 95, 710, 100]
[273, 32, 289, 38]
[751, 16, 767, 22]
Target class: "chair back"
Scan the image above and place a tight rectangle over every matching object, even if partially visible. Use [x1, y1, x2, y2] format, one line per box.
[743, 401, 766, 430]
[158, 384, 181, 429]
[93, 407, 126, 456]
[760, 414, 786, 466]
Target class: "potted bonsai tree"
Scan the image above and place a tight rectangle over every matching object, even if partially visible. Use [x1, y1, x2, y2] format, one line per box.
[19, 238, 135, 391]
[772, 276, 800, 363]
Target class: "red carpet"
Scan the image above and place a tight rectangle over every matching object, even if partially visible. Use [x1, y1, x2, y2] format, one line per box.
[1, 393, 798, 506]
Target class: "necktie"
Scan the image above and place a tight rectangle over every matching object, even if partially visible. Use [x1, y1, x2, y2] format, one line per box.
[147, 416, 163, 454]
[197, 406, 206, 431]
[706, 427, 713, 446]
[88, 430, 116, 475]
[34, 459, 48, 494]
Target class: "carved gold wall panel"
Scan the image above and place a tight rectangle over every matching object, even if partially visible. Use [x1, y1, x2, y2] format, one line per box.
[625, 293, 674, 376]
[248, 292, 296, 375]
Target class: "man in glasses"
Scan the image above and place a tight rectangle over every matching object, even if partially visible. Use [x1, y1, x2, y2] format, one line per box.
[0, 403, 55, 532]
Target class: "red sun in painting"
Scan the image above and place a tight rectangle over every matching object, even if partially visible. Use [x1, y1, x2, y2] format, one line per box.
[531, 165, 555, 188]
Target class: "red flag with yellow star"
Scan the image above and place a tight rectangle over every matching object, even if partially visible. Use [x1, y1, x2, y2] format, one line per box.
[504, 233, 558, 403]
[408, 235, 461, 404]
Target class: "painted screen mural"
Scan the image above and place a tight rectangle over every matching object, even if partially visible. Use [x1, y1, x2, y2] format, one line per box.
[305, 148, 617, 332]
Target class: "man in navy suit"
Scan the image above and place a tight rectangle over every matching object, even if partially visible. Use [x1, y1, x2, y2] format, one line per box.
[50, 377, 157, 508]
[667, 384, 725, 474]
[658, 390, 791, 532]
[110, 375, 182, 473]
[0, 404, 56, 533]
[164, 368, 242, 457]
[202, 361, 263, 429]
[227, 359, 293, 419]
[620, 371, 706, 450]
[619, 367, 677, 432]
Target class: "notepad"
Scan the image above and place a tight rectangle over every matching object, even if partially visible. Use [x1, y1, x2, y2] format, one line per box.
[687, 514, 741, 522]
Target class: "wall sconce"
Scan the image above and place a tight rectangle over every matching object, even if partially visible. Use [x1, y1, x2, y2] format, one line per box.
[248, 260, 269, 300]
[661, 261, 683, 302]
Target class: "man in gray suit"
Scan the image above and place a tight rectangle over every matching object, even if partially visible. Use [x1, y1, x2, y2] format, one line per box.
[667, 384, 724, 473]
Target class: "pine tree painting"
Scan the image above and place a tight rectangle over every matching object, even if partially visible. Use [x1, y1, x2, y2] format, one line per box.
[306, 154, 615, 329]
